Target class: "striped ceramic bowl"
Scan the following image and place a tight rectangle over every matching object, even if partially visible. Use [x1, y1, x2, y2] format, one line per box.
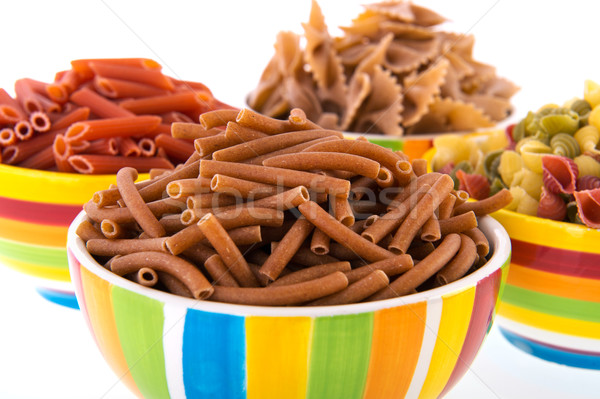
[492, 209, 600, 369]
[343, 132, 435, 160]
[0, 163, 143, 308]
[67, 211, 510, 399]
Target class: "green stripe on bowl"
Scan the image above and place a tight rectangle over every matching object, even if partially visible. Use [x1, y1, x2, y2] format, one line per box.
[367, 138, 404, 152]
[502, 284, 600, 324]
[0, 236, 67, 269]
[307, 312, 373, 399]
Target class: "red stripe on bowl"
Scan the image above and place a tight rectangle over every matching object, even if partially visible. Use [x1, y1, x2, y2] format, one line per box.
[0, 196, 82, 226]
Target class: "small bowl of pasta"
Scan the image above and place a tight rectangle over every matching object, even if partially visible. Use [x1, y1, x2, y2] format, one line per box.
[0, 57, 233, 308]
[65, 103, 512, 397]
[426, 80, 600, 369]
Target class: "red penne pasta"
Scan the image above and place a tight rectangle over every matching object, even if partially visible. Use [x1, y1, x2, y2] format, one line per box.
[119, 91, 202, 114]
[94, 76, 169, 99]
[154, 133, 196, 162]
[68, 154, 174, 174]
[138, 137, 156, 157]
[90, 62, 174, 91]
[14, 120, 34, 141]
[14, 78, 60, 113]
[0, 128, 16, 147]
[18, 146, 55, 170]
[29, 111, 51, 132]
[47, 69, 86, 103]
[71, 58, 162, 80]
[118, 137, 142, 157]
[64, 115, 161, 141]
[86, 138, 119, 155]
[50, 106, 90, 131]
[2, 130, 61, 164]
[70, 87, 135, 118]
[0, 88, 26, 123]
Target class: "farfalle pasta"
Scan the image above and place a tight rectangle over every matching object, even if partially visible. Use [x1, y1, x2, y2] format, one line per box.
[247, 0, 518, 136]
[431, 80, 600, 228]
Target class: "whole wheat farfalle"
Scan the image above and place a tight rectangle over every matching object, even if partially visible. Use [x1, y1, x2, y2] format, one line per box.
[247, 0, 518, 136]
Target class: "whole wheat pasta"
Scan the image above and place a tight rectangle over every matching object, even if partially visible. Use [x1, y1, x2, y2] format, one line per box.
[271, 242, 340, 267]
[181, 243, 218, 265]
[420, 214, 441, 242]
[137, 160, 201, 203]
[75, 219, 104, 241]
[100, 219, 130, 239]
[244, 136, 340, 165]
[164, 207, 284, 255]
[411, 158, 428, 177]
[267, 261, 351, 287]
[387, 172, 443, 210]
[128, 267, 158, 287]
[333, 195, 355, 226]
[214, 129, 343, 163]
[115, 167, 167, 238]
[235, 107, 296, 135]
[187, 192, 239, 210]
[93, 177, 157, 208]
[407, 241, 436, 260]
[259, 218, 315, 281]
[310, 228, 331, 255]
[344, 254, 413, 284]
[361, 184, 431, 244]
[327, 242, 362, 261]
[263, 151, 382, 180]
[438, 194, 457, 220]
[194, 132, 244, 157]
[288, 108, 321, 130]
[303, 138, 414, 185]
[309, 270, 389, 306]
[388, 174, 455, 254]
[197, 213, 259, 287]
[438, 211, 478, 236]
[199, 109, 241, 129]
[452, 188, 513, 217]
[208, 271, 349, 306]
[462, 227, 490, 257]
[350, 176, 379, 201]
[166, 177, 212, 198]
[298, 201, 395, 262]
[86, 237, 167, 257]
[224, 121, 269, 142]
[210, 174, 279, 200]
[110, 251, 213, 299]
[435, 234, 478, 286]
[204, 254, 240, 287]
[171, 122, 220, 140]
[369, 233, 462, 300]
[158, 214, 186, 234]
[200, 160, 350, 196]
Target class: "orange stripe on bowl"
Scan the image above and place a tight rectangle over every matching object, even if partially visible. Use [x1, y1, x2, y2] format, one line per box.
[0, 216, 67, 247]
[507, 264, 600, 303]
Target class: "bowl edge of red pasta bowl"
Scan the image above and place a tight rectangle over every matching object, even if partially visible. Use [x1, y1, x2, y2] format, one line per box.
[67, 211, 511, 318]
[0, 163, 150, 205]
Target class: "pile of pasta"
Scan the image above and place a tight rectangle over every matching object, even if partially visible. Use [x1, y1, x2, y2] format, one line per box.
[247, 0, 518, 136]
[431, 80, 600, 229]
[0, 58, 233, 173]
[77, 107, 511, 306]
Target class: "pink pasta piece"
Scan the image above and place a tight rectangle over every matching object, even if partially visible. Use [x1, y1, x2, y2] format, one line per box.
[542, 154, 578, 195]
[537, 186, 567, 222]
[437, 162, 454, 175]
[577, 175, 600, 191]
[455, 169, 490, 200]
[573, 188, 600, 228]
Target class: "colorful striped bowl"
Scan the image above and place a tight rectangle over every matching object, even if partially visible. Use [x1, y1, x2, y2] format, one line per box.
[491, 209, 600, 369]
[0, 163, 145, 308]
[67, 211, 510, 399]
[343, 132, 434, 160]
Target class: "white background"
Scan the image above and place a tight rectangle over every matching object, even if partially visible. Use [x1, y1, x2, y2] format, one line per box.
[1, 1, 600, 398]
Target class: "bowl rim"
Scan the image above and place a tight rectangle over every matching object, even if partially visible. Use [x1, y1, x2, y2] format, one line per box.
[67, 211, 510, 318]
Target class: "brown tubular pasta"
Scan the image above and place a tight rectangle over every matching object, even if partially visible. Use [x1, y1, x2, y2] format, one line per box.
[84, 197, 184, 224]
[197, 213, 259, 287]
[298, 201, 395, 262]
[194, 133, 243, 157]
[438, 211, 478, 236]
[110, 251, 213, 299]
[303, 138, 414, 185]
[420, 214, 441, 242]
[435, 234, 478, 286]
[438, 194, 457, 220]
[187, 193, 239, 209]
[244, 136, 339, 165]
[204, 254, 240, 287]
[462, 227, 490, 257]
[411, 158, 428, 177]
[453, 190, 470, 206]
[75, 219, 104, 241]
[199, 108, 240, 129]
[171, 123, 221, 140]
[361, 184, 430, 244]
[268, 261, 351, 287]
[157, 271, 193, 298]
[288, 107, 321, 130]
[132, 267, 158, 287]
[201, 225, 262, 247]
[263, 151, 382, 180]
[310, 228, 331, 255]
[309, 270, 389, 306]
[333, 195, 355, 226]
[453, 188, 512, 217]
[389, 174, 455, 254]
[164, 207, 284, 255]
[271, 242, 340, 267]
[135, 160, 201, 204]
[181, 243, 217, 265]
[210, 174, 279, 199]
[100, 219, 129, 239]
[208, 271, 349, 306]
[86, 237, 167, 257]
[344, 254, 413, 284]
[212, 129, 343, 163]
[235, 107, 296, 134]
[259, 218, 315, 281]
[350, 176, 378, 200]
[224, 121, 269, 142]
[200, 160, 350, 196]
[369, 233, 462, 300]
[166, 177, 212, 198]
[407, 241, 436, 260]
